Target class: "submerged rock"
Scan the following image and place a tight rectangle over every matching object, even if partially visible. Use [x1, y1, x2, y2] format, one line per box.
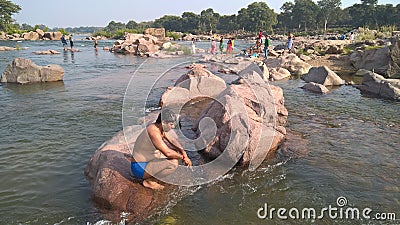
[1, 58, 64, 84]
[301, 82, 330, 94]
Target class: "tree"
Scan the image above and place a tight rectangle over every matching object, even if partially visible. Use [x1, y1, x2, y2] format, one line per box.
[278, 2, 295, 33]
[181, 12, 199, 33]
[154, 15, 182, 31]
[318, 0, 341, 34]
[292, 0, 320, 31]
[126, 20, 138, 30]
[199, 8, 220, 34]
[0, 0, 21, 31]
[217, 15, 238, 33]
[104, 21, 126, 33]
[237, 2, 277, 33]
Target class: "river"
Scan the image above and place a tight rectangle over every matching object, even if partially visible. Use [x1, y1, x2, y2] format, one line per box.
[0, 38, 399, 225]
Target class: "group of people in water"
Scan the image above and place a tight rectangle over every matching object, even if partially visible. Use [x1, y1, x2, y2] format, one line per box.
[208, 36, 236, 55]
[61, 34, 74, 51]
[206, 31, 295, 58]
[61, 34, 99, 51]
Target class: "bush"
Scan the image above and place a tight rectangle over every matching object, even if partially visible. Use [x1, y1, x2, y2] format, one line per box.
[166, 31, 180, 40]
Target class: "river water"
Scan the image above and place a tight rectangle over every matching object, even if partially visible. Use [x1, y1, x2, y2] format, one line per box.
[0, 39, 399, 225]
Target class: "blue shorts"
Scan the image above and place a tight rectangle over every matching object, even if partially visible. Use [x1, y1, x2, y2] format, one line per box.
[130, 162, 148, 179]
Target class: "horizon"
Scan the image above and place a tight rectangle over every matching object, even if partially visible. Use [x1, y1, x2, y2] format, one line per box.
[11, 0, 400, 29]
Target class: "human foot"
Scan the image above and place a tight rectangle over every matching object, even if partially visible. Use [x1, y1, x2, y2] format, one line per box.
[143, 180, 164, 190]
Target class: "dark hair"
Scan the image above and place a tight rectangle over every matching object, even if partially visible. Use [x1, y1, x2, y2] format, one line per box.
[155, 108, 177, 124]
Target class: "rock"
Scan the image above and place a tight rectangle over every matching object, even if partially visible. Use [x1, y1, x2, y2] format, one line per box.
[193, 65, 287, 167]
[257, 61, 270, 80]
[348, 38, 400, 79]
[23, 31, 40, 41]
[0, 46, 17, 51]
[301, 82, 330, 94]
[144, 28, 166, 40]
[33, 49, 61, 55]
[387, 38, 400, 78]
[84, 126, 177, 224]
[355, 69, 400, 100]
[302, 66, 344, 86]
[160, 67, 227, 107]
[299, 54, 312, 61]
[280, 53, 311, 76]
[36, 29, 44, 38]
[1, 58, 64, 84]
[111, 34, 161, 56]
[162, 42, 172, 49]
[269, 67, 291, 81]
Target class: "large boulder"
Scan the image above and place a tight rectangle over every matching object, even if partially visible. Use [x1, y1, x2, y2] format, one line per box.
[111, 34, 161, 56]
[387, 38, 400, 78]
[355, 69, 400, 100]
[84, 126, 178, 224]
[1, 58, 64, 84]
[302, 66, 344, 86]
[160, 66, 227, 107]
[349, 39, 400, 78]
[23, 31, 40, 41]
[279, 54, 311, 76]
[193, 65, 288, 167]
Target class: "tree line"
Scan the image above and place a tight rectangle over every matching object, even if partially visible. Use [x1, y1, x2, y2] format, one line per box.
[1, 0, 400, 38]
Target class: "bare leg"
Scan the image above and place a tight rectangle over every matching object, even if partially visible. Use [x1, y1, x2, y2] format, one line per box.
[142, 159, 178, 190]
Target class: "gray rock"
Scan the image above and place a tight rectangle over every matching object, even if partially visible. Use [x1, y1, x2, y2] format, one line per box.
[1, 58, 64, 84]
[303, 66, 344, 86]
[356, 69, 400, 100]
[301, 82, 329, 94]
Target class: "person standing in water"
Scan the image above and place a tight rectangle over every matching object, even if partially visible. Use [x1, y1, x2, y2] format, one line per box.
[61, 34, 68, 51]
[219, 36, 224, 53]
[93, 37, 98, 51]
[191, 38, 196, 54]
[69, 34, 74, 51]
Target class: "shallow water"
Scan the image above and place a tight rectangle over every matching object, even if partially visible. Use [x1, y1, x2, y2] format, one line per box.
[0, 39, 399, 225]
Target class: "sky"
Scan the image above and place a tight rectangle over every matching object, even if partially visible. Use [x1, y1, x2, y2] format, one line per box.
[11, 0, 400, 28]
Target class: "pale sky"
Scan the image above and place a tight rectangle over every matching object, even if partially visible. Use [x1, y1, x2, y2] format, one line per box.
[11, 0, 400, 28]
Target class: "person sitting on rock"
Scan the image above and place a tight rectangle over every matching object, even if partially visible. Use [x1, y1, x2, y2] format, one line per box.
[129, 109, 192, 190]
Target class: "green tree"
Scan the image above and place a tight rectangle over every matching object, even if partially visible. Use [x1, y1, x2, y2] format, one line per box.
[181, 12, 199, 33]
[154, 15, 182, 31]
[217, 15, 238, 33]
[0, 0, 21, 31]
[20, 23, 33, 31]
[104, 21, 126, 33]
[126, 20, 138, 30]
[318, 0, 341, 34]
[278, 2, 295, 33]
[237, 2, 277, 33]
[199, 8, 220, 34]
[292, 0, 320, 31]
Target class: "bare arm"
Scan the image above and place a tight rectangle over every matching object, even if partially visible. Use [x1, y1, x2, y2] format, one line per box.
[164, 130, 192, 166]
[147, 125, 184, 160]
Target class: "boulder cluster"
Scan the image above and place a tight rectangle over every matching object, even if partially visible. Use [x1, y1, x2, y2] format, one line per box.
[85, 62, 288, 223]
[0, 29, 63, 41]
